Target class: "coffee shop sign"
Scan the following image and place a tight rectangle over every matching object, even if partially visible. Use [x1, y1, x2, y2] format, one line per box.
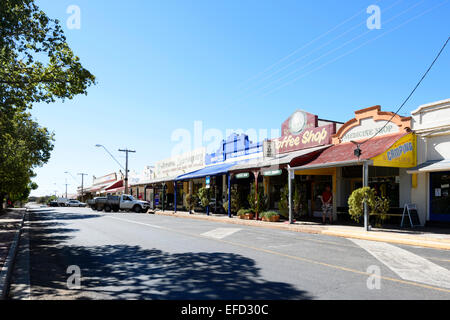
[273, 126, 332, 154]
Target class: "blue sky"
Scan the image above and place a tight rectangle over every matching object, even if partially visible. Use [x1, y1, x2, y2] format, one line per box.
[30, 0, 450, 196]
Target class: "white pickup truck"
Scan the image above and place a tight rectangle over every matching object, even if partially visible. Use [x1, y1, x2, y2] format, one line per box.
[90, 194, 150, 213]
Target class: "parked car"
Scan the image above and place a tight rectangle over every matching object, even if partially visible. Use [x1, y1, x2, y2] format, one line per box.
[96, 194, 150, 213]
[49, 201, 59, 207]
[65, 200, 87, 207]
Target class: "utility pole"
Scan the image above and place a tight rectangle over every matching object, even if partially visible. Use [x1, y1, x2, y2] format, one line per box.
[64, 178, 69, 199]
[78, 173, 88, 202]
[118, 148, 136, 195]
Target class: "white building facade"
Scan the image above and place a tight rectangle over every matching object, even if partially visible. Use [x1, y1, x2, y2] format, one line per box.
[409, 99, 450, 224]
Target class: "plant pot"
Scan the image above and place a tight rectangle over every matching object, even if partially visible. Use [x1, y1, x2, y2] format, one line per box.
[245, 213, 254, 220]
[238, 215, 246, 219]
[262, 215, 280, 222]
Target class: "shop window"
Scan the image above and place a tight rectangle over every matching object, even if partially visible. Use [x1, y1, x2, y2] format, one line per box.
[430, 172, 450, 220]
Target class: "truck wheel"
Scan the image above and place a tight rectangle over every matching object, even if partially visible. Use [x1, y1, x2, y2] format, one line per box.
[133, 205, 141, 213]
[113, 207, 119, 213]
[104, 205, 111, 213]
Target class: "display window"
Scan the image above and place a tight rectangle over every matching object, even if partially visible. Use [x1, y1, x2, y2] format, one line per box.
[430, 171, 450, 222]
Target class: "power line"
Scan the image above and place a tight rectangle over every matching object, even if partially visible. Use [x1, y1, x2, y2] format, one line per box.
[359, 36, 449, 146]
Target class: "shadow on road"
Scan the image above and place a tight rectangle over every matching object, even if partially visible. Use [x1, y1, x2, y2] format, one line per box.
[21, 209, 311, 300]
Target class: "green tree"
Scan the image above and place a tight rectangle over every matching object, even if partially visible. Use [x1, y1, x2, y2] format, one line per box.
[0, 111, 54, 207]
[348, 187, 390, 224]
[0, 0, 96, 113]
[198, 187, 211, 208]
[0, 0, 95, 208]
[248, 183, 267, 215]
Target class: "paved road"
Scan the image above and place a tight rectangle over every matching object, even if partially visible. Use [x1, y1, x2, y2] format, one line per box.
[8, 206, 450, 300]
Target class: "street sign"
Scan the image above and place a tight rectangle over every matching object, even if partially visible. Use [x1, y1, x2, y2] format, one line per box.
[205, 176, 210, 189]
[262, 169, 282, 177]
[236, 172, 250, 179]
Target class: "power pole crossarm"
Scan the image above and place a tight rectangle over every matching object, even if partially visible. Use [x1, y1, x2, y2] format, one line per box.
[118, 149, 136, 195]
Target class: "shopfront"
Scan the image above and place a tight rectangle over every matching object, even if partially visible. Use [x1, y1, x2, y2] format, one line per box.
[408, 99, 450, 224]
[288, 105, 416, 224]
[229, 109, 340, 218]
[141, 148, 206, 210]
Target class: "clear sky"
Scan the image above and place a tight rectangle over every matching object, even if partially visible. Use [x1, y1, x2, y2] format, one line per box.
[30, 0, 450, 196]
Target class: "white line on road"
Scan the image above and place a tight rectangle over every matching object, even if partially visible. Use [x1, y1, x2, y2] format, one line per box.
[104, 214, 450, 293]
[201, 228, 241, 240]
[107, 216, 164, 229]
[350, 238, 450, 289]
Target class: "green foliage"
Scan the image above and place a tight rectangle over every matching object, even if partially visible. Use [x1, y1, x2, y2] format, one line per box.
[36, 195, 56, 204]
[259, 211, 280, 219]
[293, 186, 302, 215]
[184, 193, 197, 212]
[348, 187, 390, 223]
[237, 208, 253, 216]
[223, 200, 228, 213]
[0, 0, 95, 209]
[0, 111, 54, 208]
[197, 187, 211, 207]
[278, 184, 289, 218]
[0, 0, 96, 113]
[229, 185, 241, 214]
[248, 183, 267, 214]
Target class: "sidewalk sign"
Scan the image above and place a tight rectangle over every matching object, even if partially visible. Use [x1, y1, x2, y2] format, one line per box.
[401, 203, 421, 228]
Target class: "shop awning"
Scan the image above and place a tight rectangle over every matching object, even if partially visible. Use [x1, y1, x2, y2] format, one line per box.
[230, 145, 330, 172]
[89, 182, 116, 193]
[290, 132, 409, 170]
[176, 162, 236, 181]
[105, 186, 125, 193]
[407, 160, 450, 173]
[138, 175, 180, 185]
[105, 180, 123, 191]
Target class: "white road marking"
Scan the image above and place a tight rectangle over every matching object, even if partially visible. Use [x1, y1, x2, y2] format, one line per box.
[350, 238, 450, 289]
[201, 228, 241, 240]
[106, 216, 164, 229]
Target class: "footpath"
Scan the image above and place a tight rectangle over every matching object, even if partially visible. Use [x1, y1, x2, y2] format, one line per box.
[154, 210, 450, 250]
[0, 209, 26, 299]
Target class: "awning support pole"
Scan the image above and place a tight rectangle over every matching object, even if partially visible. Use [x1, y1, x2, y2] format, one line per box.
[363, 161, 369, 231]
[255, 171, 259, 220]
[227, 173, 231, 218]
[174, 181, 177, 213]
[288, 165, 293, 224]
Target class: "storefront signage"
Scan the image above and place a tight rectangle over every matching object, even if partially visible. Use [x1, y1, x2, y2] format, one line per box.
[235, 172, 250, 179]
[92, 173, 117, 186]
[271, 124, 334, 154]
[371, 133, 417, 168]
[289, 110, 307, 134]
[155, 148, 205, 178]
[341, 118, 400, 143]
[262, 169, 282, 176]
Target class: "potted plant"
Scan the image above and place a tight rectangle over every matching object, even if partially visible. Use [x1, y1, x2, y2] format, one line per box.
[348, 187, 390, 227]
[184, 193, 197, 214]
[248, 183, 267, 218]
[198, 187, 211, 215]
[260, 211, 280, 222]
[278, 184, 289, 219]
[237, 208, 254, 220]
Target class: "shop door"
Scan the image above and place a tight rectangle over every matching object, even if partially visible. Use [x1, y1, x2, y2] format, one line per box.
[430, 171, 450, 222]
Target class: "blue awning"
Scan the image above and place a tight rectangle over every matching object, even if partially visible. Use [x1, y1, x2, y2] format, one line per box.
[176, 162, 236, 181]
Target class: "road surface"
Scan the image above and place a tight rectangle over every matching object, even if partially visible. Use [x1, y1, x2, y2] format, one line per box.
[8, 206, 450, 300]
